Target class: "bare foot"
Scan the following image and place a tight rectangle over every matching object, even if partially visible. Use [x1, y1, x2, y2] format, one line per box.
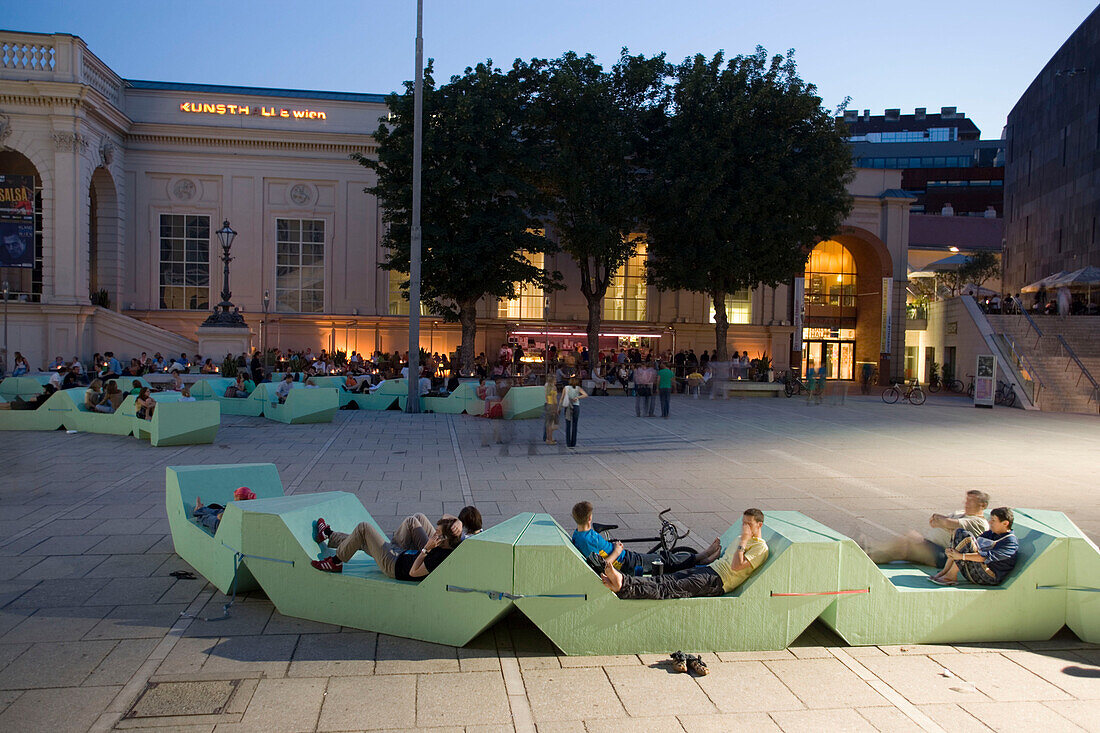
[194, 497, 203, 511]
[601, 561, 624, 592]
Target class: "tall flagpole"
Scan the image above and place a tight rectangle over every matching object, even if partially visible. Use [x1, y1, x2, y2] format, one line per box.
[407, 0, 424, 413]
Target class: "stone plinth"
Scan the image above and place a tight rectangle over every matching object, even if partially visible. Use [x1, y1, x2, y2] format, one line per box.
[196, 325, 252, 362]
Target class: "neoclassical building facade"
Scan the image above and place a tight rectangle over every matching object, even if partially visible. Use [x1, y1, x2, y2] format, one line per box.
[0, 31, 908, 380]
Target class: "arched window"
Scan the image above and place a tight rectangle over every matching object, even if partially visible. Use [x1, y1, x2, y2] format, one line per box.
[805, 240, 856, 308]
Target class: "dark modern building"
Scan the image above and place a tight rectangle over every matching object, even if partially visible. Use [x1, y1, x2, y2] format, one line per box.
[841, 108, 1005, 216]
[1004, 5, 1100, 294]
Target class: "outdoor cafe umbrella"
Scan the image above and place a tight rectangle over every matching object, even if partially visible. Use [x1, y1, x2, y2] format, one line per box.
[1020, 271, 1069, 294]
[923, 253, 970, 271]
[1047, 265, 1100, 289]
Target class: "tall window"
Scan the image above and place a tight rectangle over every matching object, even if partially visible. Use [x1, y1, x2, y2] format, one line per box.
[159, 214, 209, 310]
[387, 272, 430, 316]
[604, 241, 647, 321]
[709, 289, 752, 324]
[276, 218, 324, 313]
[805, 240, 857, 307]
[499, 252, 545, 319]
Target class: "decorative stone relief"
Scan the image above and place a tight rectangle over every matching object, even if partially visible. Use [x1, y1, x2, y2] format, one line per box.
[0, 110, 10, 145]
[99, 139, 116, 166]
[289, 183, 313, 206]
[172, 178, 197, 201]
[52, 131, 89, 152]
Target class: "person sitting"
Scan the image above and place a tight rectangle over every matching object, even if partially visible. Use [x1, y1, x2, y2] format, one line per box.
[685, 369, 704, 398]
[129, 379, 144, 396]
[930, 507, 1018, 586]
[310, 513, 462, 580]
[100, 352, 121, 380]
[61, 367, 82, 390]
[275, 373, 295, 404]
[192, 487, 256, 532]
[865, 490, 989, 568]
[601, 509, 768, 600]
[459, 505, 483, 536]
[11, 352, 29, 377]
[571, 501, 697, 576]
[84, 379, 114, 413]
[168, 370, 184, 392]
[48, 369, 63, 390]
[10, 383, 56, 410]
[104, 380, 125, 410]
[179, 386, 196, 402]
[135, 387, 157, 420]
[224, 374, 251, 398]
[200, 358, 218, 374]
[417, 369, 432, 397]
[69, 357, 85, 383]
[343, 374, 359, 392]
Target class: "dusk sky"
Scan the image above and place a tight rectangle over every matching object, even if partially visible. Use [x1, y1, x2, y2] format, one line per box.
[3, 0, 1096, 136]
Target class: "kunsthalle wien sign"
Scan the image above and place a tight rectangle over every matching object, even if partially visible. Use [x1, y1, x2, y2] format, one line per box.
[0, 175, 34, 269]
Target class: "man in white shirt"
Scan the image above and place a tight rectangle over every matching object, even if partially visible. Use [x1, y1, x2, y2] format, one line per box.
[865, 490, 990, 568]
[418, 370, 432, 396]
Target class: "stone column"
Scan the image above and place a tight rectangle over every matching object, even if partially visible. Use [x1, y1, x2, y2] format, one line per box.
[49, 128, 90, 306]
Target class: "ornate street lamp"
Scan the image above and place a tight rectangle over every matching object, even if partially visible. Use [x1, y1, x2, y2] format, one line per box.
[261, 289, 269, 362]
[203, 220, 247, 327]
[2, 280, 8, 376]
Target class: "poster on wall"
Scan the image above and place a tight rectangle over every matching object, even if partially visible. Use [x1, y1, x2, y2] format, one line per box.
[973, 354, 996, 408]
[880, 277, 892, 352]
[792, 277, 804, 352]
[0, 175, 35, 269]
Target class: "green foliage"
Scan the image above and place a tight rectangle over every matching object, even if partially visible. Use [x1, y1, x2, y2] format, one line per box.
[220, 355, 239, 378]
[525, 49, 669, 361]
[332, 350, 347, 368]
[90, 289, 110, 308]
[644, 48, 854, 359]
[354, 59, 561, 373]
[959, 251, 1000, 290]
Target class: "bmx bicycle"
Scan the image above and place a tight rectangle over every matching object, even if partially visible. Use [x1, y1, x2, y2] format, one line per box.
[592, 508, 700, 575]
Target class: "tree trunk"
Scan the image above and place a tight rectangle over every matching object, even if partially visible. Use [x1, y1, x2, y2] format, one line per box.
[458, 299, 478, 376]
[585, 293, 602, 376]
[712, 290, 729, 362]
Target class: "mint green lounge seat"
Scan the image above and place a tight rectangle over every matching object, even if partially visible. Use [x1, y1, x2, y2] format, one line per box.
[190, 377, 265, 416]
[512, 512, 845, 655]
[133, 394, 220, 447]
[306, 376, 398, 410]
[236, 493, 528, 646]
[56, 387, 137, 435]
[254, 383, 339, 424]
[0, 376, 48, 401]
[166, 464, 286, 594]
[0, 395, 65, 431]
[501, 386, 544, 419]
[820, 510, 1078, 646]
[422, 382, 483, 414]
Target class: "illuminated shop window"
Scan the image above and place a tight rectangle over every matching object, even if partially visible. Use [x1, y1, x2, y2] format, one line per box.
[159, 214, 209, 310]
[604, 240, 647, 321]
[709, 289, 752, 324]
[805, 240, 857, 308]
[276, 218, 325, 313]
[387, 272, 430, 316]
[499, 252, 545, 319]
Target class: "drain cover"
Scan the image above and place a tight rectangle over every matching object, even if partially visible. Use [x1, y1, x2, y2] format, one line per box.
[124, 680, 240, 719]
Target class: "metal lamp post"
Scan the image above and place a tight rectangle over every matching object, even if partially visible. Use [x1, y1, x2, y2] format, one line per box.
[202, 220, 247, 328]
[406, 0, 424, 413]
[2, 280, 8, 376]
[261, 289, 269, 362]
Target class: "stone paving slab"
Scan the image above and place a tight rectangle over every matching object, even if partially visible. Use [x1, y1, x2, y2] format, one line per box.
[0, 395, 1099, 731]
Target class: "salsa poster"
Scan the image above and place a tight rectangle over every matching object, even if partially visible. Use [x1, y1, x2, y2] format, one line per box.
[0, 175, 35, 269]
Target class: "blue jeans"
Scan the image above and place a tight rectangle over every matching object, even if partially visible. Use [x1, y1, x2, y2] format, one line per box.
[658, 388, 671, 417]
[565, 405, 579, 447]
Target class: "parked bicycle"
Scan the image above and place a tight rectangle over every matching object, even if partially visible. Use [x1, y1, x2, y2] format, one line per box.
[963, 376, 1017, 407]
[882, 379, 926, 405]
[593, 508, 699, 569]
[927, 372, 963, 394]
[783, 373, 809, 398]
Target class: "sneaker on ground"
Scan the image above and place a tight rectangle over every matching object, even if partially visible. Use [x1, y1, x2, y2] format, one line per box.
[311, 556, 342, 573]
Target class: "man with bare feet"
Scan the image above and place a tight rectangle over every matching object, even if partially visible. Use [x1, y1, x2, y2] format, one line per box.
[865, 491, 989, 568]
[601, 509, 768, 599]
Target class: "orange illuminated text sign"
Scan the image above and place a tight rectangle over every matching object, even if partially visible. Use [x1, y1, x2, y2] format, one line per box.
[179, 102, 326, 120]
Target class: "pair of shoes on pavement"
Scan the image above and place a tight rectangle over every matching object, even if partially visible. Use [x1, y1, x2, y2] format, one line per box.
[669, 651, 708, 676]
[310, 517, 342, 573]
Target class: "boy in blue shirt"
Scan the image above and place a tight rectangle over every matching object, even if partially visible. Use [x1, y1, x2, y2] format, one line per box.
[571, 501, 703, 576]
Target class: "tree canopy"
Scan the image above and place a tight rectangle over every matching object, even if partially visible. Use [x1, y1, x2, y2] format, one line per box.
[354, 60, 560, 373]
[645, 48, 854, 360]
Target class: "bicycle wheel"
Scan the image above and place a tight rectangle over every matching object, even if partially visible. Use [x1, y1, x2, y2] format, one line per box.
[882, 386, 900, 404]
[784, 382, 795, 398]
[1004, 390, 1016, 407]
[927, 381, 941, 393]
[966, 383, 975, 398]
[948, 379, 965, 394]
[908, 388, 926, 405]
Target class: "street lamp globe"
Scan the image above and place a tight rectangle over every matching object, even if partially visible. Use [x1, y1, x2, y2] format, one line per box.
[202, 219, 247, 328]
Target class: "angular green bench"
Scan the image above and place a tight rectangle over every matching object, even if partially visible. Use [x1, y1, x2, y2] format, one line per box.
[190, 377, 265, 416]
[501, 386, 544, 419]
[512, 512, 846, 655]
[235, 492, 528, 646]
[0, 396, 65, 431]
[55, 387, 138, 435]
[132, 393, 220, 447]
[166, 463, 286, 594]
[820, 511, 1075, 646]
[0, 376, 48, 401]
[253, 382, 339, 424]
[422, 382, 483, 414]
[306, 376, 403, 411]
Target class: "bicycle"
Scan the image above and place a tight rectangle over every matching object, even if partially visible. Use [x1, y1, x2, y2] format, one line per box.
[882, 379, 925, 405]
[592, 508, 699, 567]
[995, 380, 1017, 407]
[783, 373, 809, 398]
[927, 373, 963, 394]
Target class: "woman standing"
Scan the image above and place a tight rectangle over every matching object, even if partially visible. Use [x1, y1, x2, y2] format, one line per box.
[544, 378, 560, 445]
[560, 377, 589, 449]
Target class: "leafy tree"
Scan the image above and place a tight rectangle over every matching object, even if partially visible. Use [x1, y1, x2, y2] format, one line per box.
[354, 60, 560, 374]
[958, 251, 1001, 291]
[527, 50, 669, 364]
[645, 49, 853, 361]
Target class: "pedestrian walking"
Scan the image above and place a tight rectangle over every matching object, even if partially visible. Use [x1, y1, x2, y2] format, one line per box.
[544, 378, 559, 445]
[657, 361, 674, 418]
[560, 377, 589, 448]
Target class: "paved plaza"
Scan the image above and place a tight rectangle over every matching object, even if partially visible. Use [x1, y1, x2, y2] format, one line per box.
[0, 392, 1098, 732]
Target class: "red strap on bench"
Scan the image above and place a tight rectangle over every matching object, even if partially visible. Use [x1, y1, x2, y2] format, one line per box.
[770, 588, 870, 597]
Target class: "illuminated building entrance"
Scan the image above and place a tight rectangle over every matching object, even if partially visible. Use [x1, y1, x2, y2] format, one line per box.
[802, 328, 855, 380]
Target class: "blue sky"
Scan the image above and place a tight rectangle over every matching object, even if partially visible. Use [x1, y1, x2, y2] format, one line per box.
[3, 0, 1095, 136]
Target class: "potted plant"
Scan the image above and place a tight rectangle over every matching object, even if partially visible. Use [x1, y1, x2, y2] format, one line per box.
[757, 353, 773, 382]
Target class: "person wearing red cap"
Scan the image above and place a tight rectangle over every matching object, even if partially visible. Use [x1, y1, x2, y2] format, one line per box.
[192, 487, 255, 532]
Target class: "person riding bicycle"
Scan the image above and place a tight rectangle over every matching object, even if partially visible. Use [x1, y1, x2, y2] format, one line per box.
[571, 501, 697, 576]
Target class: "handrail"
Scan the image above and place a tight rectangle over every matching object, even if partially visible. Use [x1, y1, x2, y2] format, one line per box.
[1000, 332, 1044, 407]
[1011, 297, 1044, 347]
[1055, 335, 1099, 409]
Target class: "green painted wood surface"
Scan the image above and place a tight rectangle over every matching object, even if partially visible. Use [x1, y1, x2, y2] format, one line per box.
[238, 496, 528, 646]
[0, 377, 46, 401]
[820, 511, 1073, 645]
[134, 400, 220, 446]
[254, 383, 339, 424]
[190, 377, 265, 416]
[54, 388, 137, 435]
[0, 395, 64, 431]
[166, 463, 285, 594]
[422, 382, 482, 415]
[512, 511, 844, 655]
[501, 386, 544, 420]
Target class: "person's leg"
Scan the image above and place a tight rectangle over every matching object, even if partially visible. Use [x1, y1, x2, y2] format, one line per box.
[635, 389, 643, 417]
[646, 389, 655, 416]
[393, 513, 432, 552]
[906, 537, 948, 568]
[660, 388, 670, 417]
[617, 567, 723, 599]
[328, 521, 400, 576]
